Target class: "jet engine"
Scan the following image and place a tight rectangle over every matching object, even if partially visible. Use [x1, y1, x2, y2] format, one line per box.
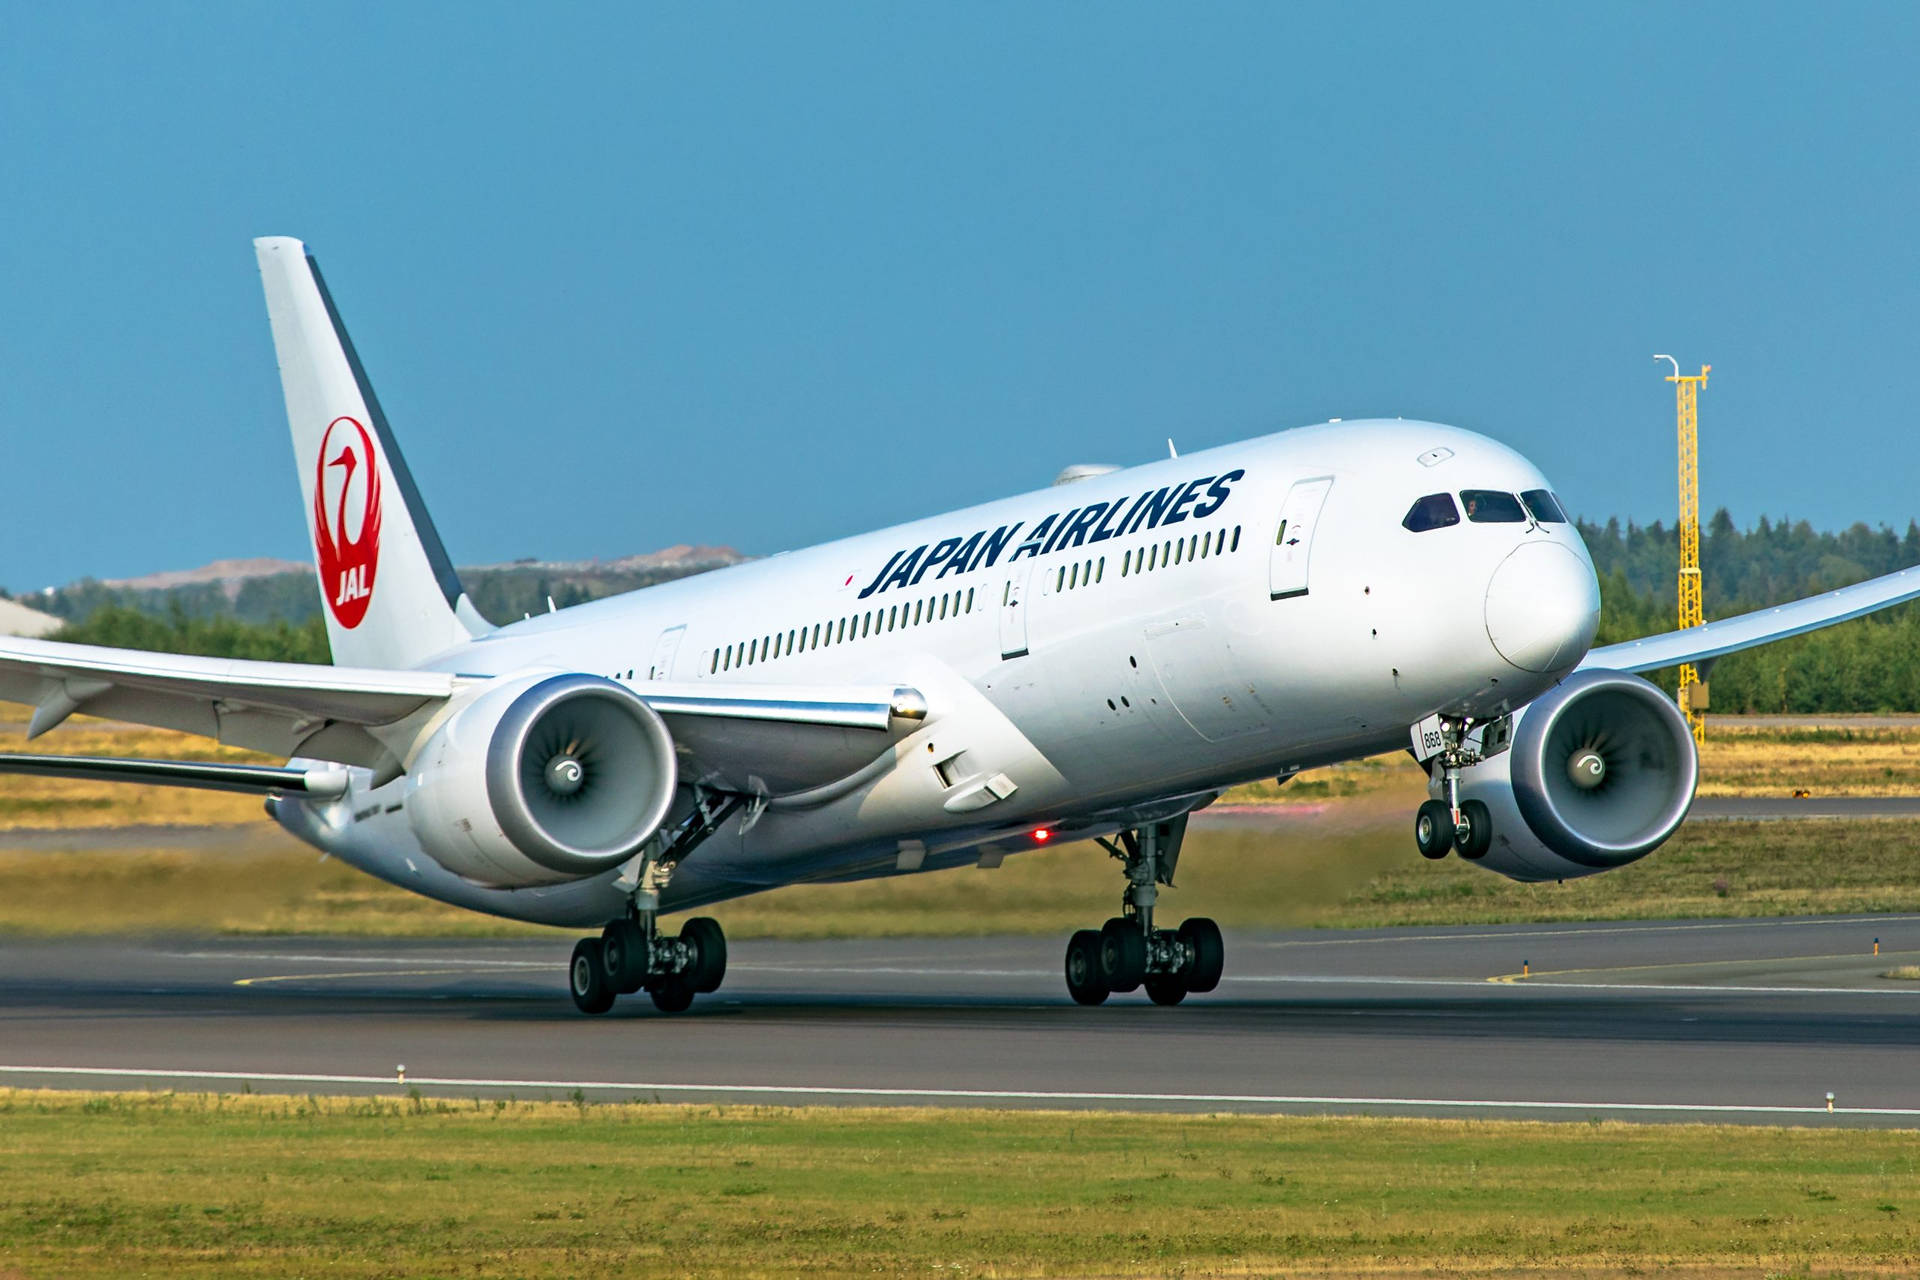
[1453, 668, 1697, 882]
[404, 672, 678, 887]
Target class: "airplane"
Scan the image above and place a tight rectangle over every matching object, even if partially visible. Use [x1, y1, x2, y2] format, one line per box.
[6, 236, 1920, 1015]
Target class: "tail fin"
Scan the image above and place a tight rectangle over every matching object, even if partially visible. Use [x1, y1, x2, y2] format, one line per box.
[254, 237, 488, 668]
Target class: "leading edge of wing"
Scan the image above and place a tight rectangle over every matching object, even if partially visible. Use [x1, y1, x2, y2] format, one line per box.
[637, 682, 929, 732]
[1581, 564, 1920, 674]
[0, 752, 349, 797]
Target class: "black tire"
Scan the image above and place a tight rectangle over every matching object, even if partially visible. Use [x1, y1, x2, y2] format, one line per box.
[602, 919, 648, 994]
[1145, 976, 1187, 1006]
[1064, 929, 1109, 1006]
[1414, 800, 1454, 860]
[569, 937, 616, 1015]
[1178, 917, 1225, 993]
[648, 979, 695, 1013]
[1456, 799, 1493, 860]
[681, 917, 728, 994]
[1098, 917, 1147, 993]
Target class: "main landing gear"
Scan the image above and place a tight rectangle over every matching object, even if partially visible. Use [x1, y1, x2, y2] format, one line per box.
[1412, 714, 1495, 861]
[1062, 814, 1224, 1006]
[568, 792, 743, 1016]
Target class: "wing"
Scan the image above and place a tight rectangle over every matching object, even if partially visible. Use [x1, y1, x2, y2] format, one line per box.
[0, 634, 462, 770]
[1581, 564, 1920, 674]
[0, 634, 925, 794]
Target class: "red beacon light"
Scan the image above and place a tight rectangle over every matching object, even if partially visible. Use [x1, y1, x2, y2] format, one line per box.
[1032, 828, 1052, 844]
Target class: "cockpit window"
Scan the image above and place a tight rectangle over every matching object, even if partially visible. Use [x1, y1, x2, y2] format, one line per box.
[1402, 492, 1460, 532]
[1521, 489, 1568, 523]
[1460, 490, 1527, 523]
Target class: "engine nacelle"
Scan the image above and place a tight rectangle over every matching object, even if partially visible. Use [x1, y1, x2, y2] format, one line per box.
[1452, 668, 1697, 882]
[405, 672, 678, 887]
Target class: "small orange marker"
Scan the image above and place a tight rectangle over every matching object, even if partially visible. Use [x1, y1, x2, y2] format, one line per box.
[1874, 938, 1880, 957]
[1522, 960, 1530, 978]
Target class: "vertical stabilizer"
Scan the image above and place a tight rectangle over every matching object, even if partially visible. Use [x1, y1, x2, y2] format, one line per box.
[254, 237, 486, 668]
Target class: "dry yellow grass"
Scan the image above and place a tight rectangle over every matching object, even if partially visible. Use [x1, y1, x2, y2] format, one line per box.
[1881, 965, 1920, 980]
[1695, 722, 1920, 797]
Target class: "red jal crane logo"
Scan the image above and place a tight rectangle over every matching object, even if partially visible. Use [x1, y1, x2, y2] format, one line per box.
[314, 416, 383, 628]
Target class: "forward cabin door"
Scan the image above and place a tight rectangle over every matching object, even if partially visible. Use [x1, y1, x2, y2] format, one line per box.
[647, 624, 687, 680]
[1269, 477, 1333, 600]
[999, 565, 1034, 660]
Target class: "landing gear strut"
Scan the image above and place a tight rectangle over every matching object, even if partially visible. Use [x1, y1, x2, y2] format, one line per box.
[569, 791, 743, 1016]
[1062, 814, 1223, 1006]
[1412, 714, 1499, 860]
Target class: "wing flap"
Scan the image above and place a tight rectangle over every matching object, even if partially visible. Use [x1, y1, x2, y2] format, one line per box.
[637, 681, 929, 794]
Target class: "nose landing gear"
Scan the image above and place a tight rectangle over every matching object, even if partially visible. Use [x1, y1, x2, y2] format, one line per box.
[1061, 815, 1224, 1006]
[1410, 713, 1505, 860]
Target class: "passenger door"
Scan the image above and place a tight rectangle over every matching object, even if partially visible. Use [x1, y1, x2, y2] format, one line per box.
[1269, 477, 1333, 600]
[999, 565, 1034, 660]
[647, 624, 686, 680]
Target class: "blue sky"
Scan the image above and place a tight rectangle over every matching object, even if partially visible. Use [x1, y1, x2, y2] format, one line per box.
[3, 3, 1916, 588]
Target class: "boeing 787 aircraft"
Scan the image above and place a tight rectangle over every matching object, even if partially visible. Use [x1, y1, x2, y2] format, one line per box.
[5, 238, 1918, 1014]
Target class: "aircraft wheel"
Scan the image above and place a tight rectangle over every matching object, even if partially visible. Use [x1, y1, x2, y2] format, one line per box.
[648, 979, 695, 1013]
[602, 919, 648, 994]
[1178, 917, 1225, 993]
[1456, 799, 1493, 860]
[1145, 976, 1188, 1006]
[569, 937, 616, 1015]
[681, 917, 728, 993]
[1098, 918, 1147, 993]
[1064, 929, 1109, 1005]
[1414, 800, 1455, 859]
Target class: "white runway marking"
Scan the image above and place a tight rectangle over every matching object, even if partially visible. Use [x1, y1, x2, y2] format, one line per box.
[1243, 914, 1920, 949]
[0, 1063, 1913, 1119]
[1226, 974, 1920, 997]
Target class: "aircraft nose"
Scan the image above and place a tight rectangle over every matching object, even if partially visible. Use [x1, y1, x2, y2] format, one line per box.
[1484, 542, 1601, 673]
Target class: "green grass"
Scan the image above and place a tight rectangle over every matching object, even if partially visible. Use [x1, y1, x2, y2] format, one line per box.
[0, 1090, 1916, 1277]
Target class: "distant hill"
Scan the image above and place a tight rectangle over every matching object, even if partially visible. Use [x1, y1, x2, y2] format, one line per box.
[23, 546, 752, 629]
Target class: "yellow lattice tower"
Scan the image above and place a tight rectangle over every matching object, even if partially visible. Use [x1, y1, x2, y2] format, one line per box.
[1656, 355, 1710, 743]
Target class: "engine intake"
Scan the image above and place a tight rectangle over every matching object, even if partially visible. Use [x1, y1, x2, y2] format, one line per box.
[1456, 668, 1697, 882]
[406, 673, 678, 887]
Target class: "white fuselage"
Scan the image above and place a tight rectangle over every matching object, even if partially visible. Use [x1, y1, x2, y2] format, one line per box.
[274, 419, 1600, 925]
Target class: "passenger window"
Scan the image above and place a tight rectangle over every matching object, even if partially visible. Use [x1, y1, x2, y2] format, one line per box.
[1096, 557, 1104, 583]
[1231, 525, 1241, 552]
[966, 587, 974, 612]
[1521, 489, 1568, 523]
[1402, 493, 1461, 532]
[1460, 490, 1527, 523]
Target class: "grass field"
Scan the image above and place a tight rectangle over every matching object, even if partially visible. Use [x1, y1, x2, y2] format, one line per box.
[3, 809, 1918, 939]
[1, 1090, 1916, 1278]
[3, 717, 1920, 939]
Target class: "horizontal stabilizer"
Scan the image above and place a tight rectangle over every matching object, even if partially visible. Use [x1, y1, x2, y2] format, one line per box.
[0, 753, 349, 797]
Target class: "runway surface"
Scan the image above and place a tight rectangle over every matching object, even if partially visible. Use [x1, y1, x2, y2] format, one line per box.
[1689, 795, 1920, 819]
[5, 915, 1920, 1126]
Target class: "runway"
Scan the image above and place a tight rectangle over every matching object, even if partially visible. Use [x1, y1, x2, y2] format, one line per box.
[4, 915, 1920, 1125]
[1688, 795, 1920, 819]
